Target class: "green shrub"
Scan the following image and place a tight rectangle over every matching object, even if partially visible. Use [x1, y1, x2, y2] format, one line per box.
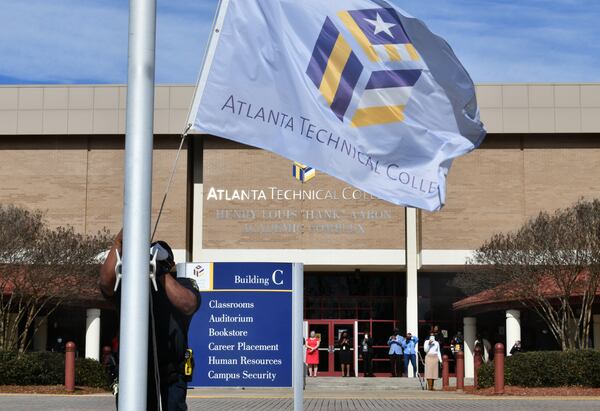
[477, 361, 494, 388]
[76, 358, 110, 388]
[0, 351, 109, 389]
[477, 350, 600, 388]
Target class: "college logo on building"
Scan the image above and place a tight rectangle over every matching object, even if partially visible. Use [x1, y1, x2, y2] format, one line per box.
[306, 8, 423, 128]
[292, 162, 316, 183]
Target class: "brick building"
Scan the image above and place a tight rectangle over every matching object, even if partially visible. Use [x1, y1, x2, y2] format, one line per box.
[1, 83, 599, 376]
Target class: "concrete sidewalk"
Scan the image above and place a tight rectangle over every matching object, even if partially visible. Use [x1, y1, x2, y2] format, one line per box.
[185, 375, 465, 399]
[2, 378, 600, 410]
[1, 391, 600, 411]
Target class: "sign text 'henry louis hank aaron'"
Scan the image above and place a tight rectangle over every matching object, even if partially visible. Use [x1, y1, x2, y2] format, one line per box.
[182, 263, 293, 387]
[189, 0, 486, 212]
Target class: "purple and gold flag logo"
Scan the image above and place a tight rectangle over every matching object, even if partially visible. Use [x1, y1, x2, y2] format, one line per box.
[306, 17, 364, 125]
[339, 8, 420, 63]
[306, 8, 423, 128]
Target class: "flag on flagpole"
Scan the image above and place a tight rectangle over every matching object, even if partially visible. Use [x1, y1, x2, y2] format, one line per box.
[188, 0, 486, 211]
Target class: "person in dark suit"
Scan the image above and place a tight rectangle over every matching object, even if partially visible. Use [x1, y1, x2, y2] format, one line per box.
[338, 331, 352, 377]
[388, 329, 403, 377]
[361, 333, 375, 377]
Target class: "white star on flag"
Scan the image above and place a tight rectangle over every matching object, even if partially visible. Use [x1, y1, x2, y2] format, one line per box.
[364, 13, 396, 37]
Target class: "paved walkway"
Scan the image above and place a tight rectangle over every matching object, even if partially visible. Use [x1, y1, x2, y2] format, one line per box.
[189, 397, 600, 411]
[2, 390, 600, 411]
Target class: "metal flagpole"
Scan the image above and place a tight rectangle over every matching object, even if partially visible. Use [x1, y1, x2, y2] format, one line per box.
[118, 0, 157, 410]
[292, 263, 304, 411]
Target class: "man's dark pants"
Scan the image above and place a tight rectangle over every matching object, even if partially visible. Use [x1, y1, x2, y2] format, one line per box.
[148, 373, 188, 411]
[404, 353, 417, 377]
[390, 353, 402, 377]
[363, 352, 373, 376]
[117, 373, 188, 411]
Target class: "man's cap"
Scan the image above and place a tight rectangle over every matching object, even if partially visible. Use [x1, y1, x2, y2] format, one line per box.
[150, 241, 174, 266]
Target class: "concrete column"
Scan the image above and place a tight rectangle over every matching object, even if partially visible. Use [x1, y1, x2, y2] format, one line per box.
[506, 310, 521, 355]
[463, 317, 476, 379]
[405, 207, 421, 378]
[593, 314, 600, 350]
[191, 138, 204, 261]
[33, 316, 48, 351]
[85, 308, 101, 360]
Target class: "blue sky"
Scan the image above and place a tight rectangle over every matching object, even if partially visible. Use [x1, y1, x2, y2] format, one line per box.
[1, 0, 598, 84]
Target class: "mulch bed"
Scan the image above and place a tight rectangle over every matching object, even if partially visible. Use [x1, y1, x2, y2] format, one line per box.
[0, 385, 109, 395]
[445, 385, 600, 396]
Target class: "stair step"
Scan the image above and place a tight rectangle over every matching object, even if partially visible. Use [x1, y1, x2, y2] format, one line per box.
[305, 377, 425, 391]
[304, 376, 473, 391]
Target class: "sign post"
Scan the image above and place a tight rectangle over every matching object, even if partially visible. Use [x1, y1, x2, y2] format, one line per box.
[180, 262, 304, 409]
[292, 263, 304, 411]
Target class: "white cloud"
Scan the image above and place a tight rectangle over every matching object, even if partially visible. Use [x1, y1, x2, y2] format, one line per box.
[0, 1, 128, 83]
[155, 1, 217, 83]
[394, 0, 600, 82]
[0, 0, 218, 84]
[0, 0, 598, 84]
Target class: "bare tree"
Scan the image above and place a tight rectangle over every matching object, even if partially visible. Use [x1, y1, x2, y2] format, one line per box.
[0, 204, 113, 353]
[454, 199, 600, 350]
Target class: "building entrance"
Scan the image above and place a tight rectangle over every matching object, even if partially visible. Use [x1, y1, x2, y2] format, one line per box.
[307, 319, 405, 376]
[304, 271, 464, 376]
[307, 320, 355, 376]
[305, 272, 406, 377]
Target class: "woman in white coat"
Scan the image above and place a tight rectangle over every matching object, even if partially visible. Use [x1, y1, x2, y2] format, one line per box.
[423, 334, 443, 390]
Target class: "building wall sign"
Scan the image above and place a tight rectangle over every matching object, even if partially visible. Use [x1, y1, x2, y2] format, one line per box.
[184, 262, 293, 387]
[201, 138, 405, 249]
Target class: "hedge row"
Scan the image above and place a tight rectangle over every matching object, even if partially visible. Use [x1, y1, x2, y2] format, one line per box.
[0, 351, 109, 388]
[477, 350, 600, 388]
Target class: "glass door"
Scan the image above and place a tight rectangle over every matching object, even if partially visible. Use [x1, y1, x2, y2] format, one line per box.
[307, 321, 331, 376]
[307, 320, 355, 376]
[356, 320, 401, 377]
[332, 321, 355, 376]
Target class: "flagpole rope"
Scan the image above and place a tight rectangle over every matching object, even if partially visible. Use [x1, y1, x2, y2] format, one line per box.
[151, 122, 191, 242]
[146, 1, 227, 407]
[151, 0, 231, 240]
[148, 122, 191, 409]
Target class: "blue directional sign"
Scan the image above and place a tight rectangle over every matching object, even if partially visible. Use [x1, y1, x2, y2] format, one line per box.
[182, 262, 293, 387]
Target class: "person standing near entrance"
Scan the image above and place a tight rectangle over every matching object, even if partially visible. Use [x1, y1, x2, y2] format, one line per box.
[402, 332, 419, 377]
[306, 330, 320, 377]
[388, 329, 403, 377]
[338, 331, 352, 377]
[361, 333, 374, 377]
[423, 334, 443, 390]
[474, 334, 492, 363]
[450, 331, 463, 356]
[510, 340, 523, 355]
